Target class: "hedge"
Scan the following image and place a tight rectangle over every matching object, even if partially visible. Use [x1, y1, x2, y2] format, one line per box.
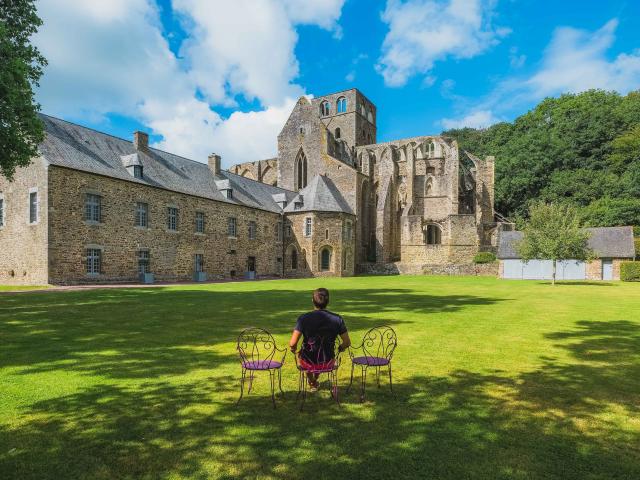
[473, 252, 497, 264]
[620, 262, 640, 282]
[635, 238, 640, 259]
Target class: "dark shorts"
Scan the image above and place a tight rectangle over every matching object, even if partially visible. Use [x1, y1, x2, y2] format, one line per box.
[298, 356, 336, 372]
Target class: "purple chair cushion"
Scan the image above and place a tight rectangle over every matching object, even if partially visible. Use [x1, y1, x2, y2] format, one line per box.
[352, 356, 390, 367]
[242, 360, 282, 370]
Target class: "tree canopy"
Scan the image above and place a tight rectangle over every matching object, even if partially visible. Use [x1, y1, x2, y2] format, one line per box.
[0, 0, 47, 180]
[443, 90, 640, 228]
[516, 202, 594, 285]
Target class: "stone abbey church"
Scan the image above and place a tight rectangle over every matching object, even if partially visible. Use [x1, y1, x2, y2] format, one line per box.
[0, 88, 501, 285]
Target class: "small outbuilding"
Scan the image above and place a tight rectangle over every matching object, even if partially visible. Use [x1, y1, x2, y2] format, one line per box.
[497, 226, 635, 281]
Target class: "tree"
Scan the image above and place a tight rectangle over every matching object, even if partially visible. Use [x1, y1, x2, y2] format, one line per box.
[0, 0, 47, 180]
[516, 202, 594, 285]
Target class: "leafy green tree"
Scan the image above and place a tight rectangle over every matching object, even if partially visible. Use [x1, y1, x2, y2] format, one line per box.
[581, 198, 640, 228]
[517, 203, 594, 285]
[0, 0, 47, 180]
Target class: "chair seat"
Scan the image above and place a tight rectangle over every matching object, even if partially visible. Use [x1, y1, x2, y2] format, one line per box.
[352, 356, 390, 367]
[297, 365, 336, 373]
[242, 360, 282, 370]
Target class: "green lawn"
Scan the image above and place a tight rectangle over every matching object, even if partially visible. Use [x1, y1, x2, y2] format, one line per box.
[0, 285, 49, 292]
[1, 276, 639, 479]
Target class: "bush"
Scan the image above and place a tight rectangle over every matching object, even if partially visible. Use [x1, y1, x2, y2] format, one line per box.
[620, 262, 640, 282]
[635, 238, 640, 259]
[634, 225, 640, 237]
[473, 252, 497, 264]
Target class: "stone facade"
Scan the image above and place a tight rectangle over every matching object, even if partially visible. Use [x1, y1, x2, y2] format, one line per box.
[0, 87, 502, 285]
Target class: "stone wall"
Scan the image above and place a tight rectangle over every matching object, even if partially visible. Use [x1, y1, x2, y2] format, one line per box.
[284, 211, 356, 277]
[358, 262, 498, 277]
[0, 158, 49, 285]
[47, 166, 283, 284]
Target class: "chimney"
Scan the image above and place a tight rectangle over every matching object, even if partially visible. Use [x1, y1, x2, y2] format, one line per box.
[133, 131, 149, 150]
[208, 153, 222, 176]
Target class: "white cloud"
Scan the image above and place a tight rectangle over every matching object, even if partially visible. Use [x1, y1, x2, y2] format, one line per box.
[33, 0, 345, 166]
[441, 110, 499, 129]
[527, 19, 640, 97]
[376, 0, 509, 87]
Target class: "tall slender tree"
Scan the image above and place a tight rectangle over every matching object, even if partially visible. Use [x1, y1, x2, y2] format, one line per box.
[0, 0, 47, 180]
[517, 202, 594, 285]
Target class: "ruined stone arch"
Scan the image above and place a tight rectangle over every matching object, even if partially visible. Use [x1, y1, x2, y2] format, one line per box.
[425, 176, 434, 196]
[240, 169, 256, 180]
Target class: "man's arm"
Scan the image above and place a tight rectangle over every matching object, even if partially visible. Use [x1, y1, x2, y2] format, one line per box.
[338, 331, 351, 352]
[289, 329, 302, 353]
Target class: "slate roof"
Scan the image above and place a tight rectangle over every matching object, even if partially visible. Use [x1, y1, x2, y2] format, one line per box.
[283, 175, 354, 214]
[498, 226, 635, 259]
[38, 114, 297, 214]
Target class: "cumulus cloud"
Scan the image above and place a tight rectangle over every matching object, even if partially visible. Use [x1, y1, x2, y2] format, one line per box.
[33, 0, 345, 166]
[376, 0, 509, 87]
[526, 19, 640, 97]
[441, 110, 499, 129]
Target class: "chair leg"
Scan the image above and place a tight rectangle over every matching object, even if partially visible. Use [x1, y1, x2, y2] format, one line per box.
[376, 366, 381, 388]
[248, 371, 255, 394]
[237, 368, 247, 405]
[300, 373, 307, 412]
[346, 363, 355, 394]
[333, 370, 339, 405]
[388, 362, 393, 392]
[360, 366, 367, 402]
[278, 368, 284, 395]
[296, 371, 303, 400]
[269, 370, 276, 409]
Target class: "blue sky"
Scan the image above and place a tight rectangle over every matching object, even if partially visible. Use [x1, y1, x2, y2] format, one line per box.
[33, 0, 640, 167]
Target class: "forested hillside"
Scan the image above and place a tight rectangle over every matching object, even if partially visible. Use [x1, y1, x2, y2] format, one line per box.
[443, 90, 640, 228]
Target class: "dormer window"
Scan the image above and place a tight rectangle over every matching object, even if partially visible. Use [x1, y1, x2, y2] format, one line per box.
[320, 101, 330, 116]
[226, 189, 233, 199]
[133, 165, 143, 179]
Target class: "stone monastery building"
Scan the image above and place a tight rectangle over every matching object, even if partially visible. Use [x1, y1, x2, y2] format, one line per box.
[0, 88, 501, 285]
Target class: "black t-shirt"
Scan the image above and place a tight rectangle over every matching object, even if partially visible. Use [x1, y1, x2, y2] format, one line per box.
[295, 309, 347, 363]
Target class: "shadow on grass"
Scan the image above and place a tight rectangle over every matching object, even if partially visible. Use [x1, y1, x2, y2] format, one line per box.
[1, 317, 639, 479]
[0, 287, 501, 378]
[538, 281, 616, 286]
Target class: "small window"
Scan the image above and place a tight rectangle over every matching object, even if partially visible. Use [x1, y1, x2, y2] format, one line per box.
[335, 127, 341, 139]
[320, 101, 331, 116]
[86, 248, 101, 275]
[299, 126, 305, 135]
[194, 253, 204, 273]
[361, 104, 366, 116]
[195, 211, 205, 233]
[344, 221, 352, 241]
[226, 189, 233, 199]
[337, 96, 347, 113]
[325, 229, 329, 240]
[286, 225, 292, 238]
[0, 196, 4, 227]
[135, 202, 148, 227]
[85, 194, 101, 223]
[276, 222, 282, 242]
[167, 207, 178, 231]
[133, 165, 143, 179]
[29, 191, 39, 224]
[248, 221, 257, 240]
[367, 111, 373, 123]
[425, 224, 442, 245]
[304, 217, 312, 237]
[320, 248, 331, 271]
[228, 217, 237, 237]
[291, 249, 298, 270]
[137, 250, 150, 275]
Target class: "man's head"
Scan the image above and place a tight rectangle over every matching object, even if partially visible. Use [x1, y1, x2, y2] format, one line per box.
[312, 288, 330, 309]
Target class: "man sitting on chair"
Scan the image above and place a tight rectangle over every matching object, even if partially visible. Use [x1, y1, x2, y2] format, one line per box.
[289, 288, 351, 391]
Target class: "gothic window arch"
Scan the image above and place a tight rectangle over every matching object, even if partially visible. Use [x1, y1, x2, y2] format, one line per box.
[367, 110, 373, 123]
[425, 176, 434, 196]
[424, 224, 442, 245]
[337, 97, 347, 113]
[320, 246, 332, 271]
[294, 150, 308, 190]
[320, 101, 330, 116]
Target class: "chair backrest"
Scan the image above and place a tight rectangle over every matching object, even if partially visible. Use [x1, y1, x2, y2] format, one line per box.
[361, 325, 397, 361]
[299, 335, 342, 367]
[237, 327, 278, 364]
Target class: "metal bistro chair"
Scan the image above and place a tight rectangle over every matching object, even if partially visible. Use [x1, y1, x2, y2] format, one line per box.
[294, 336, 343, 411]
[236, 327, 287, 408]
[347, 325, 397, 402]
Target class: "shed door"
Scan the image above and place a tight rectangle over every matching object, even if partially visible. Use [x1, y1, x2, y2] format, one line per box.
[522, 260, 553, 280]
[558, 260, 586, 280]
[503, 260, 524, 279]
[602, 259, 613, 281]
